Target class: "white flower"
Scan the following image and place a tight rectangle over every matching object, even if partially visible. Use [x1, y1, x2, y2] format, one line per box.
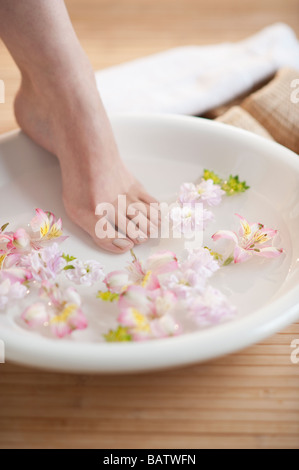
[179, 180, 224, 207]
[65, 259, 104, 286]
[170, 203, 213, 236]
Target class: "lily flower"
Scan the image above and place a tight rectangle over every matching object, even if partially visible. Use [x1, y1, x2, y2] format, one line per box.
[22, 282, 87, 338]
[104, 251, 178, 294]
[0, 266, 32, 284]
[30, 208, 68, 247]
[10, 228, 31, 250]
[21, 302, 49, 328]
[117, 285, 180, 340]
[212, 214, 283, 264]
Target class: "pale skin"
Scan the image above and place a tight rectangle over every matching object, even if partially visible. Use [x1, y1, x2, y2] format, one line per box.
[0, 0, 158, 253]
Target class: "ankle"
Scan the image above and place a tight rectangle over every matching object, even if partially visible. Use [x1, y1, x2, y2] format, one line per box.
[19, 48, 97, 104]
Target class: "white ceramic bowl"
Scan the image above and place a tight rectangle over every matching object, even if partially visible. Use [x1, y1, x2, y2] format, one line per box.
[0, 114, 298, 373]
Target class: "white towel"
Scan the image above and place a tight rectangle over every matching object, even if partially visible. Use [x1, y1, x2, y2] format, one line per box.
[95, 23, 299, 116]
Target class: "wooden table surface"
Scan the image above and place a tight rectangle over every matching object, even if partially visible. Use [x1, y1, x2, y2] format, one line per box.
[0, 0, 299, 449]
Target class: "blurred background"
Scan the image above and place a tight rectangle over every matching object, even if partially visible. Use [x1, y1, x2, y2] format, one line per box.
[0, 0, 298, 133]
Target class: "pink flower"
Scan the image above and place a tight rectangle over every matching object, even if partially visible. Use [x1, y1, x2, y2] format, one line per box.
[21, 243, 66, 281]
[22, 282, 87, 338]
[22, 302, 49, 327]
[104, 270, 130, 294]
[127, 251, 177, 288]
[117, 285, 180, 340]
[184, 247, 219, 278]
[212, 214, 283, 264]
[0, 277, 27, 310]
[104, 251, 178, 294]
[48, 285, 87, 337]
[162, 247, 219, 300]
[0, 266, 31, 284]
[49, 301, 87, 338]
[30, 208, 68, 248]
[189, 285, 236, 327]
[179, 180, 224, 207]
[163, 270, 205, 300]
[10, 228, 31, 250]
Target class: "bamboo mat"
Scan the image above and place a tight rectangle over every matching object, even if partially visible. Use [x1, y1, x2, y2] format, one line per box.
[0, 0, 299, 450]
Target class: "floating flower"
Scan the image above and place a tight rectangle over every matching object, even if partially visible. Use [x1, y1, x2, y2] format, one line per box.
[30, 208, 68, 247]
[0, 277, 27, 310]
[0, 266, 31, 284]
[21, 243, 66, 281]
[104, 251, 178, 294]
[179, 180, 224, 207]
[9, 228, 31, 250]
[170, 203, 214, 236]
[184, 248, 220, 278]
[21, 302, 49, 328]
[126, 250, 178, 288]
[212, 214, 283, 264]
[162, 247, 219, 299]
[65, 259, 105, 286]
[189, 285, 237, 327]
[117, 285, 180, 340]
[22, 282, 87, 338]
[104, 270, 130, 294]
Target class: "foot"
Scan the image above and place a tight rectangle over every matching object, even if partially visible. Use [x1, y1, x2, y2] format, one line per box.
[14, 66, 158, 254]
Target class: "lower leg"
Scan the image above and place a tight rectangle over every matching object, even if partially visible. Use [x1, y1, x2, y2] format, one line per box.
[0, 0, 157, 253]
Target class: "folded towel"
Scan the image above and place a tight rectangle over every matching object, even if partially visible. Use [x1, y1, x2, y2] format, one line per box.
[95, 23, 299, 116]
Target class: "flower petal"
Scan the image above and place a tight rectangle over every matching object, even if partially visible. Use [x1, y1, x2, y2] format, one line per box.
[30, 208, 50, 235]
[235, 213, 252, 237]
[146, 251, 178, 275]
[254, 247, 283, 258]
[233, 244, 252, 263]
[212, 230, 238, 244]
[104, 270, 129, 293]
[22, 302, 49, 327]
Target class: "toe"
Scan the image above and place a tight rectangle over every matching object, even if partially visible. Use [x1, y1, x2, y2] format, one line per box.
[94, 216, 134, 253]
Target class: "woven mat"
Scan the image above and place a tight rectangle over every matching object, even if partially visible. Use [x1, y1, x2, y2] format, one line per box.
[215, 68, 299, 154]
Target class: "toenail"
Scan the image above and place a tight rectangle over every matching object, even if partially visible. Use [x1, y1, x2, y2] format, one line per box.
[136, 236, 147, 243]
[112, 238, 132, 249]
